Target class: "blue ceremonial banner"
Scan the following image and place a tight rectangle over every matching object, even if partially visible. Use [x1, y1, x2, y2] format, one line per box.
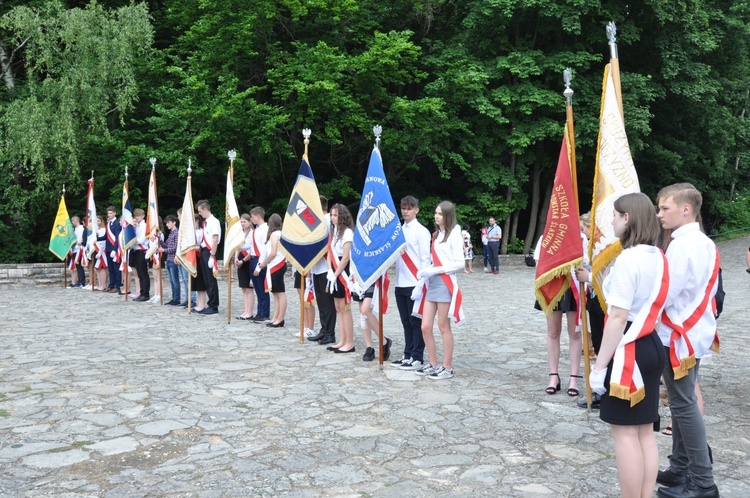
[279, 156, 328, 274]
[121, 180, 137, 251]
[351, 147, 405, 290]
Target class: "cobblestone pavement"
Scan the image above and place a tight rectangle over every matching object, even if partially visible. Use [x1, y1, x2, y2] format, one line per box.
[1, 237, 749, 497]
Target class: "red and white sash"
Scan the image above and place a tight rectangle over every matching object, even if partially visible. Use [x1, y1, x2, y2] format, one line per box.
[327, 233, 352, 303]
[67, 249, 77, 271]
[608, 250, 669, 406]
[401, 250, 424, 316]
[264, 257, 287, 292]
[416, 241, 465, 324]
[371, 272, 391, 315]
[106, 221, 117, 247]
[203, 225, 218, 277]
[94, 240, 108, 270]
[661, 246, 721, 379]
[303, 273, 316, 305]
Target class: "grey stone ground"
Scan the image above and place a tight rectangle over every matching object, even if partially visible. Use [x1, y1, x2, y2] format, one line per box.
[0, 237, 749, 498]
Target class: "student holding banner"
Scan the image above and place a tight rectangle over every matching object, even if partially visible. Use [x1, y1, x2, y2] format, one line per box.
[414, 200, 465, 380]
[391, 195, 431, 370]
[325, 204, 355, 353]
[258, 213, 287, 327]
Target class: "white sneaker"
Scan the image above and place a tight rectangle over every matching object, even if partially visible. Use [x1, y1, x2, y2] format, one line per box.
[304, 327, 316, 338]
[429, 367, 454, 380]
[400, 359, 422, 371]
[415, 364, 438, 376]
[390, 355, 407, 368]
[149, 295, 161, 303]
[483, 267, 490, 273]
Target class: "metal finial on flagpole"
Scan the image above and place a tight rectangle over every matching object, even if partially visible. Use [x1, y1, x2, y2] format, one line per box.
[187, 159, 192, 176]
[125, 166, 128, 180]
[606, 21, 618, 59]
[563, 68, 574, 106]
[62, 184, 66, 195]
[373, 124, 382, 149]
[228, 150, 236, 164]
[303, 128, 311, 155]
[149, 157, 156, 171]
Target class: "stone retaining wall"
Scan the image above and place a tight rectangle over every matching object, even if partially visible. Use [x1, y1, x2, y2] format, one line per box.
[0, 255, 534, 286]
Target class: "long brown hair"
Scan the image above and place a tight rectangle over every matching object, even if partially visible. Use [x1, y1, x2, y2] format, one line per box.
[266, 213, 282, 243]
[331, 204, 354, 243]
[435, 200, 457, 243]
[614, 193, 660, 249]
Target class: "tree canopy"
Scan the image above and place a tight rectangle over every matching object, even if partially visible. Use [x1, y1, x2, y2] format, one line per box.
[1, 0, 749, 263]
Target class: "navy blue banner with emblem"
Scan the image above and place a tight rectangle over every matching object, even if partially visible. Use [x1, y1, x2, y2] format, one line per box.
[279, 156, 328, 274]
[351, 147, 406, 289]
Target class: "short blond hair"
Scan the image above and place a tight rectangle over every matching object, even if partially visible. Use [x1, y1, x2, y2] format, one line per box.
[657, 183, 702, 215]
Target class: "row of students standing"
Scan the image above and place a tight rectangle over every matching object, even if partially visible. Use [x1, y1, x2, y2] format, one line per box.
[302, 195, 465, 380]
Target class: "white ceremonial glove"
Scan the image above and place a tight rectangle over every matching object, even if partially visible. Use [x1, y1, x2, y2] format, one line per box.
[305, 275, 314, 289]
[326, 269, 335, 282]
[110, 251, 116, 260]
[208, 258, 215, 270]
[589, 366, 607, 396]
[348, 279, 363, 295]
[410, 283, 423, 302]
[417, 267, 440, 280]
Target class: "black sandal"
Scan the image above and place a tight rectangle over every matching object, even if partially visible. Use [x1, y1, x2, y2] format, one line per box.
[568, 375, 582, 397]
[546, 373, 561, 394]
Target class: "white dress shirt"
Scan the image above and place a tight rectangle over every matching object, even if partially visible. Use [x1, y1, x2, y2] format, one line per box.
[659, 222, 718, 358]
[395, 218, 431, 287]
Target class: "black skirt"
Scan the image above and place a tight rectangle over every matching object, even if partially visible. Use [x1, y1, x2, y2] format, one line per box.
[600, 330, 666, 426]
[534, 287, 577, 312]
[191, 257, 207, 292]
[330, 263, 349, 299]
[268, 265, 285, 293]
[237, 262, 252, 288]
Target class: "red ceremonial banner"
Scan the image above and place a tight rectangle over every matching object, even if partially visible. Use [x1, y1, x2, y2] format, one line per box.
[534, 130, 583, 313]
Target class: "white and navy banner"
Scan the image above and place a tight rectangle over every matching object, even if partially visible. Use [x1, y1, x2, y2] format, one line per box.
[351, 147, 405, 290]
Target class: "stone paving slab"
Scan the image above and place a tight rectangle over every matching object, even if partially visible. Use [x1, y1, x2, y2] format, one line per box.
[1, 237, 749, 497]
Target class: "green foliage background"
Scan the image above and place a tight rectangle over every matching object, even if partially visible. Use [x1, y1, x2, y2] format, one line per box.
[1, 0, 749, 262]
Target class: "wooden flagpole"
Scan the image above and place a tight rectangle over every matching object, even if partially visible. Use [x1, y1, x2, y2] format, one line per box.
[89, 172, 95, 293]
[227, 152, 236, 324]
[565, 69, 593, 411]
[377, 274, 384, 369]
[62, 185, 68, 289]
[298, 131, 312, 344]
[299, 279, 305, 344]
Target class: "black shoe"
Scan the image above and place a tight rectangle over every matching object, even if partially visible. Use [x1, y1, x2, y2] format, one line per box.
[318, 336, 336, 345]
[307, 331, 325, 342]
[657, 480, 718, 498]
[134, 295, 149, 302]
[251, 315, 269, 323]
[577, 393, 601, 409]
[363, 347, 375, 361]
[266, 320, 285, 328]
[198, 307, 218, 315]
[381, 337, 392, 361]
[165, 300, 180, 306]
[656, 468, 688, 488]
[334, 347, 355, 354]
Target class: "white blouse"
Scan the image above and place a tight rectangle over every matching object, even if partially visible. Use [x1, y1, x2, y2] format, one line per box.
[431, 225, 465, 274]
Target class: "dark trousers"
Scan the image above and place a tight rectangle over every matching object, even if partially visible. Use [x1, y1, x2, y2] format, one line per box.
[395, 286, 424, 362]
[106, 252, 121, 289]
[249, 257, 270, 317]
[487, 241, 500, 271]
[75, 263, 86, 285]
[663, 354, 714, 487]
[313, 272, 336, 338]
[587, 295, 605, 354]
[132, 250, 150, 297]
[200, 248, 219, 309]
